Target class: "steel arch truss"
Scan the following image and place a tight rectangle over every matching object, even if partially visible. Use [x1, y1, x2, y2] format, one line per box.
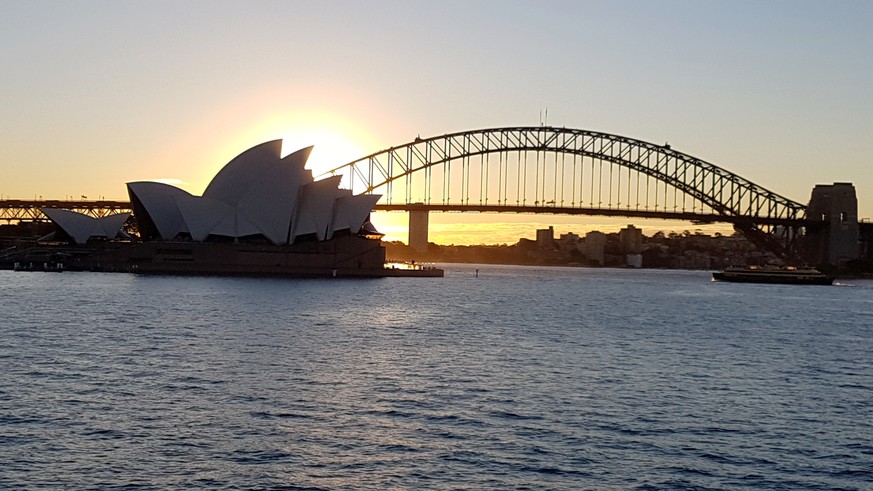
[0, 200, 132, 223]
[319, 126, 808, 257]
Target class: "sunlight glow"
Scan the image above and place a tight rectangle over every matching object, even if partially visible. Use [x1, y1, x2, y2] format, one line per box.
[220, 116, 377, 183]
[371, 211, 736, 246]
[224, 105, 378, 176]
[178, 83, 387, 195]
[278, 128, 370, 177]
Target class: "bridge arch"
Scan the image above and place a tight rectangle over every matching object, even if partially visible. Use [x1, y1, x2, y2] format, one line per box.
[320, 126, 805, 226]
[320, 126, 810, 257]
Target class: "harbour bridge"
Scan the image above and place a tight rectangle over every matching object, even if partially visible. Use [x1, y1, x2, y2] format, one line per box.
[315, 126, 816, 258]
[0, 126, 858, 263]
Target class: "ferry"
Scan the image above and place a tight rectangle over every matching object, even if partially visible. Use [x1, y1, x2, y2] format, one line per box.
[712, 266, 833, 285]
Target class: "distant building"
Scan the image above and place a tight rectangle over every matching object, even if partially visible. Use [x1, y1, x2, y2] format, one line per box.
[558, 231, 583, 253]
[619, 224, 643, 254]
[626, 254, 643, 268]
[536, 226, 555, 247]
[584, 231, 606, 265]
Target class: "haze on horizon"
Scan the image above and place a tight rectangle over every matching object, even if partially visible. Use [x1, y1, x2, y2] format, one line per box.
[2, 0, 871, 245]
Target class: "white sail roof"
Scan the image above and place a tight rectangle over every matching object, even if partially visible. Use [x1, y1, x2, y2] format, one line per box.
[292, 176, 342, 241]
[330, 193, 382, 238]
[236, 147, 313, 244]
[203, 140, 283, 206]
[125, 140, 379, 245]
[40, 208, 130, 245]
[126, 181, 192, 240]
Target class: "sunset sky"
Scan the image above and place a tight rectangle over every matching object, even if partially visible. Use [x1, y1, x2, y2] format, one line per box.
[2, 1, 871, 244]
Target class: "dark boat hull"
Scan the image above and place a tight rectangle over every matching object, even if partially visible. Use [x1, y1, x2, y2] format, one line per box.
[712, 270, 833, 285]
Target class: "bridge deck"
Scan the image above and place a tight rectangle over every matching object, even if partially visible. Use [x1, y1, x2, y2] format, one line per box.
[0, 200, 808, 227]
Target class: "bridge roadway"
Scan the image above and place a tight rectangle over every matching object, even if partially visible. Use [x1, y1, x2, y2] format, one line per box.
[377, 203, 807, 227]
[1, 199, 807, 228]
[0, 200, 132, 223]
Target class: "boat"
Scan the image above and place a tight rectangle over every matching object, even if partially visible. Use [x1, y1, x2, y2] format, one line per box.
[712, 266, 833, 285]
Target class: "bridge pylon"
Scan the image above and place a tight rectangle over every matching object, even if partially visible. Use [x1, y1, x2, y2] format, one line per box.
[804, 183, 860, 267]
[408, 207, 429, 252]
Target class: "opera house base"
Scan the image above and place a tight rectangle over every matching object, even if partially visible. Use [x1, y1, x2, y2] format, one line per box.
[3, 236, 443, 278]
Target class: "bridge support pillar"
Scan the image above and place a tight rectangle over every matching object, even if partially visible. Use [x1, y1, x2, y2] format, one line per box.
[804, 182, 860, 267]
[409, 209, 429, 252]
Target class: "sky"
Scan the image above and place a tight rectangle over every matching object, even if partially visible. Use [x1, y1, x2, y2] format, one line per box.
[2, 0, 871, 244]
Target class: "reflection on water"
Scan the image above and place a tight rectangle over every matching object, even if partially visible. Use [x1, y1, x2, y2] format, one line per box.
[1, 266, 871, 489]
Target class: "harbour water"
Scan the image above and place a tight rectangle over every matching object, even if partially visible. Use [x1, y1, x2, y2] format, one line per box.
[1, 265, 871, 490]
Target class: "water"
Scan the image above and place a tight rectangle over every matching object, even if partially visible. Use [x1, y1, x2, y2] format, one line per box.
[1, 265, 871, 490]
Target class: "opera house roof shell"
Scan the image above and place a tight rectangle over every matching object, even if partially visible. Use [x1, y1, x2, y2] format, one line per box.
[38, 208, 131, 244]
[42, 140, 380, 246]
[128, 140, 380, 245]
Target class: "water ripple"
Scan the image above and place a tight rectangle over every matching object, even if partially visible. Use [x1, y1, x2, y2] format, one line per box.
[1, 267, 871, 489]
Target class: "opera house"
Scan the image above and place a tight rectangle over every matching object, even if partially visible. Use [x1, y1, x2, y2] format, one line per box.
[21, 140, 440, 277]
